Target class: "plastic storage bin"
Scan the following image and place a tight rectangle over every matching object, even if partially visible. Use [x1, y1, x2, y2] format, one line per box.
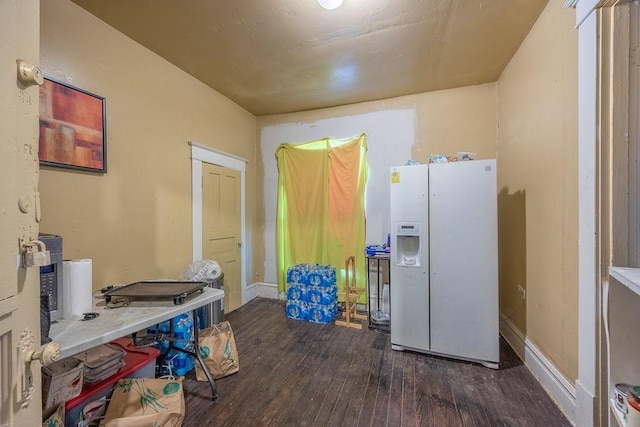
[74, 343, 126, 386]
[64, 338, 160, 427]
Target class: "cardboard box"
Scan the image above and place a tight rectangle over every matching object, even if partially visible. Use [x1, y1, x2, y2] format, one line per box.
[42, 357, 83, 409]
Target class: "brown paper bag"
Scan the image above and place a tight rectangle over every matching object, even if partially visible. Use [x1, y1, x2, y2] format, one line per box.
[100, 378, 184, 427]
[42, 403, 64, 427]
[195, 321, 239, 381]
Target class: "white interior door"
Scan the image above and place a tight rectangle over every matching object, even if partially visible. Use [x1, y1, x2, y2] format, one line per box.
[0, 0, 43, 424]
[202, 163, 242, 313]
[428, 160, 499, 364]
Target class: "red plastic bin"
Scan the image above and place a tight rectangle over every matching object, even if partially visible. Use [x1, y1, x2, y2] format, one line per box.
[65, 338, 160, 427]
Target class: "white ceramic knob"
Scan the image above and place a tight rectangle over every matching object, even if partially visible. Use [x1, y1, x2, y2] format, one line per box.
[31, 342, 61, 367]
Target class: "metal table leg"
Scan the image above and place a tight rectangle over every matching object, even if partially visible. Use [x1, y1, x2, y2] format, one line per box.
[367, 258, 371, 324]
[191, 308, 218, 400]
[366, 255, 391, 332]
[150, 310, 218, 400]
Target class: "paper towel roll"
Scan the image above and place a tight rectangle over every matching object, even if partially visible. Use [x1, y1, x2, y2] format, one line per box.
[63, 259, 93, 318]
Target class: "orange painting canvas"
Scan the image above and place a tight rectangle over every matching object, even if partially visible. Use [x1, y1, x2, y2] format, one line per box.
[39, 78, 106, 172]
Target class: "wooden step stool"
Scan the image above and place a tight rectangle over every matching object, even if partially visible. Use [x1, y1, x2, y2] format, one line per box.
[335, 256, 367, 329]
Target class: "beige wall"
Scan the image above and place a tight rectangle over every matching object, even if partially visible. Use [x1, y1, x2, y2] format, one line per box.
[497, 0, 578, 381]
[39, 0, 257, 289]
[258, 83, 497, 162]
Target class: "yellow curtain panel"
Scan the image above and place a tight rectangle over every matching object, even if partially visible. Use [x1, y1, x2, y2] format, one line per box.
[275, 134, 368, 299]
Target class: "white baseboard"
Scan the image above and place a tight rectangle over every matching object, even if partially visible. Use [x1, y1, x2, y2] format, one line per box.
[499, 313, 576, 424]
[499, 313, 526, 360]
[575, 379, 596, 427]
[251, 282, 284, 300]
[245, 283, 258, 303]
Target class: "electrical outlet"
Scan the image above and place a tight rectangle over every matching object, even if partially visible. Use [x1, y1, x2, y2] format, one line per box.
[518, 285, 526, 301]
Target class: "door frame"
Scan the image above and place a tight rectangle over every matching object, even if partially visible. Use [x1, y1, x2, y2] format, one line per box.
[190, 142, 247, 305]
[575, 1, 635, 425]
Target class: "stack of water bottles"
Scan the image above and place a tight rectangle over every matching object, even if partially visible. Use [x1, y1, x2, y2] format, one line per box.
[148, 313, 195, 376]
[285, 263, 338, 324]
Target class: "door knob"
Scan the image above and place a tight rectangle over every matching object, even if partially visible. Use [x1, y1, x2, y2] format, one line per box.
[18, 328, 60, 408]
[26, 341, 61, 366]
[16, 60, 44, 86]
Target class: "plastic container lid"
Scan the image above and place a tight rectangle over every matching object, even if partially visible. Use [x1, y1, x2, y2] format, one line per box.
[617, 383, 631, 394]
[83, 360, 125, 385]
[630, 386, 640, 401]
[75, 344, 125, 370]
[83, 355, 125, 379]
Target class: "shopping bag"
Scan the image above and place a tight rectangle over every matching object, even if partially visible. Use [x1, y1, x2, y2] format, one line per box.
[195, 321, 239, 381]
[100, 378, 184, 427]
[42, 403, 64, 427]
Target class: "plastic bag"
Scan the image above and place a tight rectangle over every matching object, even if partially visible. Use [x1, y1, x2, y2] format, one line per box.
[180, 260, 221, 281]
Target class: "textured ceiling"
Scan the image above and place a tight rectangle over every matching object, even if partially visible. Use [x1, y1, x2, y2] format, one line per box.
[70, 0, 549, 116]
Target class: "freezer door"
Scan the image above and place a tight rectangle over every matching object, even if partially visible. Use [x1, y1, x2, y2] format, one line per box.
[389, 164, 430, 351]
[428, 159, 499, 364]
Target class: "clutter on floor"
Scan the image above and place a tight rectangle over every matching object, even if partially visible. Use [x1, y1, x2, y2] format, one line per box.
[64, 338, 159, 427]
[41, 259, 230, 425]
[43, 314, 232, 426]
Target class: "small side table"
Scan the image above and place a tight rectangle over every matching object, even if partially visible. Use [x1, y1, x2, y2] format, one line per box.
[366, 254, 390, 332]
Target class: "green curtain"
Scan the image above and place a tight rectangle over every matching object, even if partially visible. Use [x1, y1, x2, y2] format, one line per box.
[275, 134, 368, 300]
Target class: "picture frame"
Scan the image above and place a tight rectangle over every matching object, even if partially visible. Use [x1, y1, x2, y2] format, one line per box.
[39, 78, 107, 173]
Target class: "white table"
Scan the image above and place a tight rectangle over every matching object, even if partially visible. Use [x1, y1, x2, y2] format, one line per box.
[50, 287, 224, 399]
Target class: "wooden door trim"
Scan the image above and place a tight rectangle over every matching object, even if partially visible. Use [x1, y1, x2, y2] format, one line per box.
[190, 142, 247, 304]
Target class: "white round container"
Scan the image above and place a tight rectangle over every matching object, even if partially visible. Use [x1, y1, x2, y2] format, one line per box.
[615, 383, 630, 415]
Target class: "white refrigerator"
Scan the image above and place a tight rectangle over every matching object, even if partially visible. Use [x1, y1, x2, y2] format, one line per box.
[389, 159, 499, 368]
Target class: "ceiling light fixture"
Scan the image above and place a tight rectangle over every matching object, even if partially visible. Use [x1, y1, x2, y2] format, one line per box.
[318, 0, 344, 10]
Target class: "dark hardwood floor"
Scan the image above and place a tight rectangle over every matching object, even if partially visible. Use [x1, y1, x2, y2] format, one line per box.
[182, 298, 570, 426]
